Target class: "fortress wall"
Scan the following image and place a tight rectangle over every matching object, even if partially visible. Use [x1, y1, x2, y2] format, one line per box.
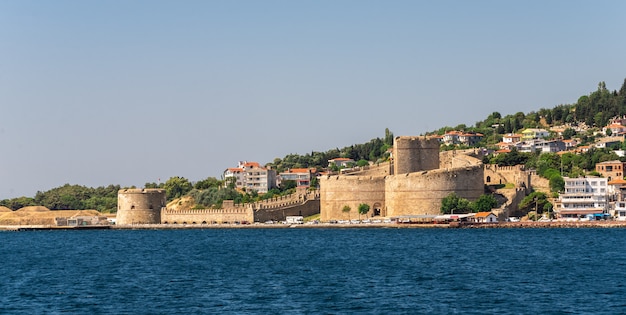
[254, 199, 320, 222]
[501, 188, 527, 218]
[385, 165, 485, 216]
[393, 136, 440, 175]
[161, 208, 254, 224]
[320, 176, 386, 221]
[483, 165, 531, 189]
[440, 150, 483, 169]
[116, 189, 166, 225]
[343, 162, 393, 177]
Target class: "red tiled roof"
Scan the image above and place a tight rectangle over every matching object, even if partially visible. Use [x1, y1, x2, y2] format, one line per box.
[608, 178, 626, 185]
[475, 212, 493, 218]
[445, 130, 463, 135]
[285, 168, 311, 173]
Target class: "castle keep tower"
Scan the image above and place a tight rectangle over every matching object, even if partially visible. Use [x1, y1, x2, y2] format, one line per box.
[116, 188, 166, 225]
[393, 136, 440, 175]
[320, 135, 483, 221]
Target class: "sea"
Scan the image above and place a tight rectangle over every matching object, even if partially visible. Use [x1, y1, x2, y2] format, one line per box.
[2, 228, 626, 314]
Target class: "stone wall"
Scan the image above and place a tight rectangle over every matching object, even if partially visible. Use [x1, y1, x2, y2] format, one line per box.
[320, 175, 386, 221]
[117, 189, 166, 225]
[254, 199, 321, 222]
[339, 162, 393, 177]
[161, 208, 254, 224]
[484, 165, 531, 191]
[384, 164, 484, 216]
[500, 187, 527, 218]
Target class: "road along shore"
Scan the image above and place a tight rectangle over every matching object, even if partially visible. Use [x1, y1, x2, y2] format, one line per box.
[4, 221, 626, 231]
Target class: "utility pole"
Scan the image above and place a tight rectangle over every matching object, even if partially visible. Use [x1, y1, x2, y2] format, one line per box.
[534, 197, 538, 221]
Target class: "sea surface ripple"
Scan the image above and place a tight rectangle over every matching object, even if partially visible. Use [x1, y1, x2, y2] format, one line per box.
[2, 228, 626, 314]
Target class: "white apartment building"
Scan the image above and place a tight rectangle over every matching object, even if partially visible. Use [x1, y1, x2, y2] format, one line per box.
[558, 177, 609, 220]
[223, 161, 277, 194]
[223, 167, 244, 188]
[279, 168, 314, 188]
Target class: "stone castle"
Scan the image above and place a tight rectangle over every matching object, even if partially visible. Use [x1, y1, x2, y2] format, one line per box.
[116, 188, 319, 225]
[116, 136, 525, 225]
[320, 136, 485, 220]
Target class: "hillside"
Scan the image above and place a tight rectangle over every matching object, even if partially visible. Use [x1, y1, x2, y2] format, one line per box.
[1, 79, 625, 209]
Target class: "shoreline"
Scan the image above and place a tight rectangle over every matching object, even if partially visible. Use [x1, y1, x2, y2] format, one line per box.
[4, 220, 626, 231]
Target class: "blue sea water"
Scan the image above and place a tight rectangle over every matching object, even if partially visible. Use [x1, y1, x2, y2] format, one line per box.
[2, 228, 626, 314]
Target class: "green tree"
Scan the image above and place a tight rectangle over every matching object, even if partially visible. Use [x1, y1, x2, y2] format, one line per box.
[225, 176, 236, 189]
[495, 124, 505, 134]
[504, 118, 513, 133]
[309, 176, 319, 189]
[0, 196, 37, 210]
[194, 177, 222, 190]
[440, 193, 471, 214]
[549, 176, 565, 193]
[470, 194, 498, 213]
[279, 180, 297, 191]
[519, 192, 552, 219]
[384, 128, 394, 146]
[163, 176, 193, 201]
[358, 203, 370, 219]
[144, 182, 164, 189]
[562, 128, 576, 140]
[342, 205, 351, 220]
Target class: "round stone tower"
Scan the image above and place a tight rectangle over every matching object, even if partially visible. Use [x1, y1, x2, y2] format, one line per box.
[116, 188, 166, 225]
[393, 136, 440, 175]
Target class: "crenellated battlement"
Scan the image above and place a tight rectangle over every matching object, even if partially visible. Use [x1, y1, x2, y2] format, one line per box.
[163, 208, 250, 215]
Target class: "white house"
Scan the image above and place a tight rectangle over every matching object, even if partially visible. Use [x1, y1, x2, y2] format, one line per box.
[603, 123, 626, 136]
[474, 212, 498, 223]
[442, 131, 462, 144]
[328, 158, 355, 168]
[502, 133, 523, 143]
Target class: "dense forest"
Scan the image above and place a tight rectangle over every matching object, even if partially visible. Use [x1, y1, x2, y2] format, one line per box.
[2, 79, 625, 212]
[0, 184, 120, 213]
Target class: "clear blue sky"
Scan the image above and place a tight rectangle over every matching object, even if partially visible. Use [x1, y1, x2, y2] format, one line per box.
[2, 0, 626, 199]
